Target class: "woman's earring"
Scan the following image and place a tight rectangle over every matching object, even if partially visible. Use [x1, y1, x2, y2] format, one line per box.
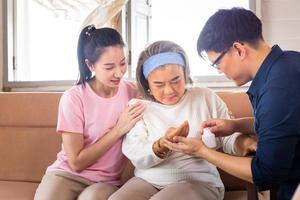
[147, 89, 152, 95]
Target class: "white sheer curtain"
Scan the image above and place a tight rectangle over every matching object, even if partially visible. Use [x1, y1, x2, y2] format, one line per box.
[33, 0, 128, 28]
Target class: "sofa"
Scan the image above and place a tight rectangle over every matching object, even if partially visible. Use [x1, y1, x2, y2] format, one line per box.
[0, 91, 267, 200]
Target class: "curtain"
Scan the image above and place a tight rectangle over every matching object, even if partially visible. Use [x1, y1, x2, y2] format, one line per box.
[33, 0, 128, 29]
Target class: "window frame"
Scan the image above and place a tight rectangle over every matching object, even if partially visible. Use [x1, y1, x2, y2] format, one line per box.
[173, 0, 257, 85]
[2, 0, 90, 91]
[2, 0, 258, 91]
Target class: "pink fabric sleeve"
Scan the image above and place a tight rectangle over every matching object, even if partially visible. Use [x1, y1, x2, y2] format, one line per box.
[56, 91, 84, 134]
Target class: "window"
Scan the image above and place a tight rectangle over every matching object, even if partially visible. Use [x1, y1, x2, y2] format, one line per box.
[150, 0, 250, 78]
[6, 0, 100, 82]
[3, 0, 256, 90]
[3, 0, 128, 90]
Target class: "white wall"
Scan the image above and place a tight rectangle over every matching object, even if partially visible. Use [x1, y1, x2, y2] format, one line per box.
[261, 0, 300, 51]
[0, 0, 3, 91]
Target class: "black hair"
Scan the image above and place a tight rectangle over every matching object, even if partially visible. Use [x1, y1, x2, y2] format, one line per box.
[197, 7, 263, 55]
[77, 25, 125, 85]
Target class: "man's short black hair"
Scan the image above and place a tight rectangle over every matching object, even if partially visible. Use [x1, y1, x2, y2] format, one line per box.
[197, 7, 263, 55]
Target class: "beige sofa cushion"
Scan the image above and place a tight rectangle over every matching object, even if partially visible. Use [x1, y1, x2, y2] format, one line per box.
[217, 92, 253, 118]
[0, 91, 256, 200]
[0, 92, 61, 126]
[0, 127, 61, 182]
[0, 181, 39, 200]
[0, 92, 62, 182]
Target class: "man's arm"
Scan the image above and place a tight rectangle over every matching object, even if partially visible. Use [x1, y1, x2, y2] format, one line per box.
[201, 117, 255, 137]
[234, 117, 255, 135]
[204, 147, 253, 182]
[163, 136, 254, 182]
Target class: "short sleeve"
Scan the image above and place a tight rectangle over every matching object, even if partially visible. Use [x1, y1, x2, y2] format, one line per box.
[56, 91, 84, 134]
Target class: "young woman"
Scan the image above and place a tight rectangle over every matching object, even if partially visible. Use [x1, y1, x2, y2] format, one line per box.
[108, 40, 256, 200]
[34, 25, 145, 200]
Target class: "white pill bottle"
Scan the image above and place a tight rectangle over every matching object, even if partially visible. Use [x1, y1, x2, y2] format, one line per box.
[202, 128, 217, 148]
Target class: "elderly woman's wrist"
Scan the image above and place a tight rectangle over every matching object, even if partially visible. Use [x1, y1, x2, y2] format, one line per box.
[152, 139, 170, 159]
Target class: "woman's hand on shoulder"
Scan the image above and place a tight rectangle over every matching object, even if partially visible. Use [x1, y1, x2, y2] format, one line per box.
[115, 101, 145, 136]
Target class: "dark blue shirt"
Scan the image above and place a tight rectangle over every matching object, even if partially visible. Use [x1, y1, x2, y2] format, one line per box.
[247, 45, 300, 200]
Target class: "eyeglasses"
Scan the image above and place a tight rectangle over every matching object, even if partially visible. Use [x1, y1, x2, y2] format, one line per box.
[210, 49, 230, 69]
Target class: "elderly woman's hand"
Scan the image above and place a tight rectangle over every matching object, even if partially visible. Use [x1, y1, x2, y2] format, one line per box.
[165, 121, 189, 141]
[163, 136, 209, 158]
[152, 121, 189, 159]
[234, 134, 257, 157]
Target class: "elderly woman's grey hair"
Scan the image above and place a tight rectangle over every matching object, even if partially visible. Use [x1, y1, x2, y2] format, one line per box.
[136, 40, 193, 100]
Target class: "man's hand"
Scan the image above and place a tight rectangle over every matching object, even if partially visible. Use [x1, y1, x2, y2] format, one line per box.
[200, 119, 236, 137]
[163, 136, 208, 158]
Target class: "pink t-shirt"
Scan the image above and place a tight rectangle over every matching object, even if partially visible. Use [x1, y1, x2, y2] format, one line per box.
[47, 80, 138, 186]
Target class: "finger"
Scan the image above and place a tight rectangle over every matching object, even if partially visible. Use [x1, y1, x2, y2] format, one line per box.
[172, 136, 189, 144]
[128, 102, 144, 112]
[200, 120, 217, 129]
[165, 128, 177, 141]
[167, 127, 176, 131]
[171, 121, 189, 138]
[129, 106, 145, 119]
[128, 106, 145, 119]
[155, 150, 166, 159]
[163, 140, 180, 151]
[209, 126, 219, 133]
[124, 114, 143, 132]
[179, 121, 189, 130]
[164, 139, 188, 152]
[200, 121, 217, 135]
[160, 138, 175, 150]
[163, 140, 178, 151]
[181, 123, 189, 137]
[131, 102, 146, 110]
[177, 121, 189, 137]
[128, 115, 143, 127]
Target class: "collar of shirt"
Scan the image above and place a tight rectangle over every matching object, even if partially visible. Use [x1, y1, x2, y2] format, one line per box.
[247, 45, 284, 97]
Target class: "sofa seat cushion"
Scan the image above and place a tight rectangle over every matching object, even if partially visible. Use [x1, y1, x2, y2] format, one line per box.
[0, 181, 39, 200]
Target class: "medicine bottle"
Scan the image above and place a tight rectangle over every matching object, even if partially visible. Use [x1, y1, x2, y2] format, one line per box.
[202, 128, 217, 148]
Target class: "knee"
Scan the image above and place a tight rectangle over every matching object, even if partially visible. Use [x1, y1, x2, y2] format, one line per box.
[34, 181, 68, 200]
[78, 184, 117, 200]
[108, 192, 129, 200]
[78, 189, 105, 200]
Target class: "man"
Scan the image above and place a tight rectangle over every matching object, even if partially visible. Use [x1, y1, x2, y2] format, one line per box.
[165, 7, 300, 200]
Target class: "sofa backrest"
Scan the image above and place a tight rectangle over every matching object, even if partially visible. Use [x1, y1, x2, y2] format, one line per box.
[0, 92, 62, 182]
[0, 91, 253, 184]
[217, 92, 253, 118]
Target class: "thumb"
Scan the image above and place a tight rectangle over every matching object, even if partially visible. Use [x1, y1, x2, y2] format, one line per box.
[173, 136, 187, 143]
